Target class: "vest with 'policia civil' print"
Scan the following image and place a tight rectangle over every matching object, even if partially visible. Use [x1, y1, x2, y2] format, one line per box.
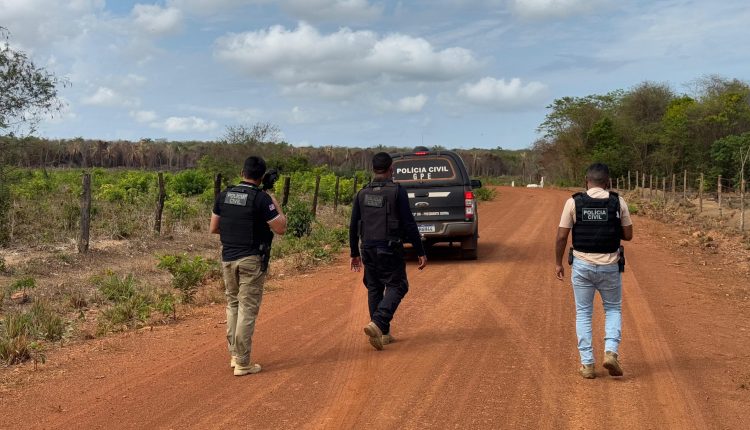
[571, 191, 621, 253]
[219, 184, 261, 251]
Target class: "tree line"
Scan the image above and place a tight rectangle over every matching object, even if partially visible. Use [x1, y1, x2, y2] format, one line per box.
[0, 133, 531, 179]
[532, 75, 750, 189]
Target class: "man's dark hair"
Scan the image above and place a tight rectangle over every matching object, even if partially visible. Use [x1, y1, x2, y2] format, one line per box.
[242, 156, 267, 180]
[372, 152, 393, 174]
[586, 163, 610, 187]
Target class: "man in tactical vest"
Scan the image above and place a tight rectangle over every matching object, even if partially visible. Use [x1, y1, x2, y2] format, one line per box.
[210, 156, 287, 376]
[350, 152, 427, 351]
[554, 163, 633, 379]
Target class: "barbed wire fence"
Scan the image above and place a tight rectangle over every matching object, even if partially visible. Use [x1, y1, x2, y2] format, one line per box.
[613, 170, 747, 232]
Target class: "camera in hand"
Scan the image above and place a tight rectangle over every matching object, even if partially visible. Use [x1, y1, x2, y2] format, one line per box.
[261, 168, 279, 191]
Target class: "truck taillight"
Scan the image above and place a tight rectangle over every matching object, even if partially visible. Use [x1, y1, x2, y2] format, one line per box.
[465, 191, 474, 220]
[414, 151, 428, 156]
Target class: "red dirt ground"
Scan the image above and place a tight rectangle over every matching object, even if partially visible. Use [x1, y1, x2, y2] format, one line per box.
[1, 186, 749, 429]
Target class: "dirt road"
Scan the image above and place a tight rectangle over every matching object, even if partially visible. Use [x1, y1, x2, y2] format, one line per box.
[2, 187, 749, 429]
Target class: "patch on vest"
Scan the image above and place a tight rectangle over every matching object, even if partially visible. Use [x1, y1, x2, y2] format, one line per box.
[225, 191, 249, 206]
[582, 208, 608, 221]
[364, 194, 385, 208]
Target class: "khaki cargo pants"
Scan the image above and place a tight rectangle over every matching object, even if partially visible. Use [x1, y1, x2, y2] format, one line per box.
[223, 255, 265, 366]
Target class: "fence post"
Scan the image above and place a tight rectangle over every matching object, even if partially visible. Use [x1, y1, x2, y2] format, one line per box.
[311, 175, 321, 216]
[213, 173, 222, 202]
[649, 174, 653, 198]
[672, 173, 676, 201]
[641, 172, 646, 196]
[635, 170, 639, 190]
[154, 172, 166, 234]
[282, 176, 291, 207]
[78, 173, 91, 254]
[718, 175, 722, 217]
[616, 177, 620, 190]
[699, 173, 704, 213]
[683, 170, 687, 200]
[627, 170, 631, 191]
[662, 177, 666, 200]
[742, 178, 746, 231]
[333, 176, 340, 212]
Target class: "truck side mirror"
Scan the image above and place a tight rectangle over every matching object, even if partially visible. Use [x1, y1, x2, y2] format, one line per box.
[470, 179, 482, 189]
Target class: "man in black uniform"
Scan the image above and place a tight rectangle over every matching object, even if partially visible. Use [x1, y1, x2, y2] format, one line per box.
[350, 152, 427, 351]
[210, 156, 287, 376]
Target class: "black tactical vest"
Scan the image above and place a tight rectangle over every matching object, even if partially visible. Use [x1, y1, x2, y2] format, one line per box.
[219, 184, 261, 249]
[572, 191, 621, 253]
[357, 181, 403, 242]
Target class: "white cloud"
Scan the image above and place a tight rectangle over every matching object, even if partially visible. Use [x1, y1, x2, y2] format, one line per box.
[153, 116, 219, 133]
[215, 22, 479, 97]
[132, 4, 183, 35]
[81, 87, 140, 108]
[130, 110, 158, 123]
[167, 0, 268, 16]
[377, 94, 429, 113]
[511, 0, 604, 19]
[283, 0, 383, 23]
[457, 77, 547, 109]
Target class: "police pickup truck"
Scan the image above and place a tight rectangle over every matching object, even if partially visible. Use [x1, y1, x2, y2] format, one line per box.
[391, 148, 482, 259]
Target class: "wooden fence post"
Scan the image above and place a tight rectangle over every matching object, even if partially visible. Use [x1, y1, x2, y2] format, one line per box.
[154, 172, 166, 234]
[662, 177, 666, 200]
[672, 173, 676, 201]
[214, 173, 222, 202]
[333, 176, 340, 212]
[282, 176, 291, 207]
[78, 173, 91, 254]
[634, 170, 639, 190]
[311, 175, 321, 216]
[718, 175, 722, 217]
[742, 179, 746, 231]
[683, 170, 687, 200]
[649, 174, 653, 198]
[627, 170, 631, 191]
[641, 172, 646, 196]
[699, 173, 704, 213]
[616, 177, 620, 190]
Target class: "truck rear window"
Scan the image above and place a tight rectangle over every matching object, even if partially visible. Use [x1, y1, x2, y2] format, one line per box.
[392, 156, 458, 183]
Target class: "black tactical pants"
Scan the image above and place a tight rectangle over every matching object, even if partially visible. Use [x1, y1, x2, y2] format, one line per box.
[361, 244, 409, 335]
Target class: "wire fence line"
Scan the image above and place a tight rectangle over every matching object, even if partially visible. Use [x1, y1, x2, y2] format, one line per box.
[613, 170, 747, 231]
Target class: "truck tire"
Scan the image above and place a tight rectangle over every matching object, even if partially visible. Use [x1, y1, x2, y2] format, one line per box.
[460, 232, 478, 260]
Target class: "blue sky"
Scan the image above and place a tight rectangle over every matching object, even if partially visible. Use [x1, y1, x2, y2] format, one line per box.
[2, 0, 749, 149]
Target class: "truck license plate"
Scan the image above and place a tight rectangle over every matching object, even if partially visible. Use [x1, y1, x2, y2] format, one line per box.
[418, 224, 436, 233]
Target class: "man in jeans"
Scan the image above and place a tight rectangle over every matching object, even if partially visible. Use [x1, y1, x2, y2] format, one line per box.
[210, 156, 286, 376]
[555, 163, 633, 379]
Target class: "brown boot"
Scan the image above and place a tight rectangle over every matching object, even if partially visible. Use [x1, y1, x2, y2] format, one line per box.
[364, 322, 384, 350]
[603, 351, 623, 376]
[381, 334, 395, 345]
[579, 364, 596, 379]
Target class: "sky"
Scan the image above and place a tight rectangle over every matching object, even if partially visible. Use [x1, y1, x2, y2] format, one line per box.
[1, 0, 749, 149]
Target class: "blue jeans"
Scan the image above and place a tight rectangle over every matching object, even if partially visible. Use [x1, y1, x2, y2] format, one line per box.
[571, 259, 622, 365]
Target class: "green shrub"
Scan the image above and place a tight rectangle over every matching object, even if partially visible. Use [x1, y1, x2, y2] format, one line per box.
[169, 170, 211, 196]
[93, 272, 137, 302]
[286, 200, 314, 238]
[628, 202, 640, 215]
[97, 294, 152, 335]
[164, 194, 197, 221]
[474, 187, 496, 201]
[27, 301, 65, 341]
[0, 256, 7, 274]
[157, 254, 216, 303]
[8, 276, 36, 293]
[0, 333, 30, 365]
[156, 292, 176, 319]
[0, 301, 66, 364]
